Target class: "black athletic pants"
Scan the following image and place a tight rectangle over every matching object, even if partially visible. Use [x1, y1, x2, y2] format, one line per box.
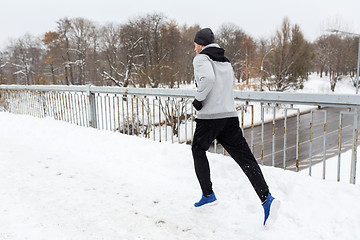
[192, 117, 269, 203]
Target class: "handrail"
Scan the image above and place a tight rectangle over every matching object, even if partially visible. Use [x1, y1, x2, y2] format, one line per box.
[1, 85, 360, 107]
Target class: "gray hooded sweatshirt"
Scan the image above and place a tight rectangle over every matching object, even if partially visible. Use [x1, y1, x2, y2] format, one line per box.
[193, 43, 238, 119]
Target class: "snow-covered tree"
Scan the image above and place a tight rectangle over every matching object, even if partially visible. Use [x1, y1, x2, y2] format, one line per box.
[8, 34, 44, 85]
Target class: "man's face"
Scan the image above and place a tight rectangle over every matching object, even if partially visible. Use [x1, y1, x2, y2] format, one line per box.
[194, 42, 204, 54]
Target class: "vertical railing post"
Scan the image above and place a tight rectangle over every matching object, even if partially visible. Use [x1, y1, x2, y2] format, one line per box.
[250, 105, 254, 153]
[350, 108, 358, 184]
[261, 103, 265, 165]
[338, 110, 356, 182]
[86, 85, 97, 129]
[308, 110, 314, 176]
[191, 101, 194, 144]
[322, 110, 328, 180]
[338, 113, 343, 182]
[261, 105, 276, 166]
[309, 109, 327, 179]
[272, 107, 276, 167]
[158, 98, 162, 142]
[283, 107, 300, 171]
[184, 100, 188, 144]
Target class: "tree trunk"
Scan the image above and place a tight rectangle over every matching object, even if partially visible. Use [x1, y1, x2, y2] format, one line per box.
[65, 37, 74, 85]
[50, 63, 56, 84]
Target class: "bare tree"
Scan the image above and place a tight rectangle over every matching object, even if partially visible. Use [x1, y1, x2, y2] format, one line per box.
[131, 13, 182, 88]
[87, 23, 100, 85]
[177, 24, 200, 86]
[267, 18, 314, 91]
[0, 51, 9, 84]
[314, 34, 356, 91]
[57, 18, 74, 85]
[42, 31, 64, 84]
[99, 21, 144, 87]
[8, 34, 44, 85]
[118, 21, 145, 87]
[216, 23, 257, 85]
[68, 18, 96, 85]
[99, 23, 122, 86]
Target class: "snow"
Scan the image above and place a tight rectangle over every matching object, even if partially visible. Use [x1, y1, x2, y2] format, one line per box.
[296, 73, 357, 95]
[233, 73, 357, 95]
[1, 111, 360, 240]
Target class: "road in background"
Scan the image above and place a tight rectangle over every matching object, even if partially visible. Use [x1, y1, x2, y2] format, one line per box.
[210, 107, 359, 171]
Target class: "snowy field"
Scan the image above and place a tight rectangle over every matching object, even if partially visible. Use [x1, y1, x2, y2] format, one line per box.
[1, 112, 360, 240]
[296, 73, 357, 95]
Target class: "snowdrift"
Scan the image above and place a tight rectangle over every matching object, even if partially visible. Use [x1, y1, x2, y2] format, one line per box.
[0, 112, 359, 240]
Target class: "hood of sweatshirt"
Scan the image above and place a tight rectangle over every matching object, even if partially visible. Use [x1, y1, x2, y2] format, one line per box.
[199, 43, 230, 63]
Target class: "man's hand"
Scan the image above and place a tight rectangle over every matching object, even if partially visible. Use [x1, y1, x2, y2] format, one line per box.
[192, 99, 203, 111]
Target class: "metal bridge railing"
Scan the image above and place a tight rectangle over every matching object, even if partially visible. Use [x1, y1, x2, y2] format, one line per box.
[0, 85, 359, 184]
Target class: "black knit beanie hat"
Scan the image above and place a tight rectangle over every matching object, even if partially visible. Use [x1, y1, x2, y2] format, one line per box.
[194, 28, 214, 46]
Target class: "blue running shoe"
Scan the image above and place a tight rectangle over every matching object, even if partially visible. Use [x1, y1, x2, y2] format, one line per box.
[194, 192, 217, 207]
[262, 193, 280, 227]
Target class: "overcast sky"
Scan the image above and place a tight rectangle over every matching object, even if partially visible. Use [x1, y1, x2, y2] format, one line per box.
[1, 0, 359, 47]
